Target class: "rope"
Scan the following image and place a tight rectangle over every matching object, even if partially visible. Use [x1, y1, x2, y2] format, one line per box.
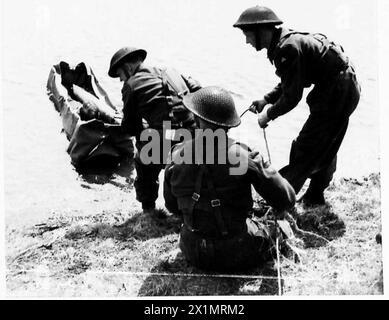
[237, 108, 282, 293]
[261, 126, 283, 295]
[263, 128, 271, 164]
[239, 104, 253, 118]
[275, 223, 283, 296]
[7, 269, 372, 284]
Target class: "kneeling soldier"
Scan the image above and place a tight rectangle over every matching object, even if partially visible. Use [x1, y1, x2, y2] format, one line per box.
[163, 86, 296, 271]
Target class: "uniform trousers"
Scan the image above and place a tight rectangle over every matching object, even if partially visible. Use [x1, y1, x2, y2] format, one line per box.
[279, 65, 361, 194]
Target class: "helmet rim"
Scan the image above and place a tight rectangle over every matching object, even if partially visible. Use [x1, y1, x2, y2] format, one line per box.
[108, 47, 147, 78]
[233, 5, 283, 29]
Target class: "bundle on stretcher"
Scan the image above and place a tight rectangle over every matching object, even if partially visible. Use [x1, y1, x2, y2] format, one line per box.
[46, 61, 134, 168]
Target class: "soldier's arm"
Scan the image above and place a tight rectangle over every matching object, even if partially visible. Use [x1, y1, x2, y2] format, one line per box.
[181, 74, 202, 93]
[266, 43, 305, 120]
[247, 151, 296, 211]
[264, 82, 282, 104]
[163, 163, 180, 215]
[121, 83, 143, 137]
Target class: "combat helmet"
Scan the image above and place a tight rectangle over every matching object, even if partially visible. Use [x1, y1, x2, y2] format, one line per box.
[233, 6, 283, 29]
[108, 47, 147, 78]
[182, 86, 241, 128]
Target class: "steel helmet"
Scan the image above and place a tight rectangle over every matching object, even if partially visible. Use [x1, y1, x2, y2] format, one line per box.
[182, 86, 241, 128]
[233, 6, 283, 29]
[108, 47, 147, 78]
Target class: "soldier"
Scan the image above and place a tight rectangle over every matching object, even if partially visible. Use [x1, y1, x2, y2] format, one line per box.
[164, 86, 295, 271]
[108, 47, 201, 216]
[233, 6, 361, 205]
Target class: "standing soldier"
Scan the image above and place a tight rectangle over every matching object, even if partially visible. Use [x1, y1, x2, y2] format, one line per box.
[233, 6, 361, 205]
[164, 86, 295, 271]
[108, 47, 201, 216]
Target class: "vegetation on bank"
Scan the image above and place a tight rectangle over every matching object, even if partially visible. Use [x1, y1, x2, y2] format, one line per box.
[6, 168, 382, 296]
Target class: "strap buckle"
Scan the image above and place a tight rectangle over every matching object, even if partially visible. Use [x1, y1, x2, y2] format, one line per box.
[166, 96, 173, 104]
[192, 193, 200, 201]
[211, 199, 221, 207]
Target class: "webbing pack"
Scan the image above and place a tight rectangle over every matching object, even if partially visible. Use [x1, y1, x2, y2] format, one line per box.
[187, 164, 228, 237]
[160, 68, 193, 127]
[161, 68, 189, 99]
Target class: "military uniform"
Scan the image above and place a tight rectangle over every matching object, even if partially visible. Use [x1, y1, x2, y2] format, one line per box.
[121, 63, 201, 208]
[263, 28, 361, 195]
[164, 135, 295, 270]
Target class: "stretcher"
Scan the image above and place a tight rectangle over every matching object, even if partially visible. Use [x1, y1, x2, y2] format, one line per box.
[46, 61, 134, 168]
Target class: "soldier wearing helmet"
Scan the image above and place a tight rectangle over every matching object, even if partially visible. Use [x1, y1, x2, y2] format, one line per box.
[163, 86, 295, 271]
[233, 6, 361, 205]
[109, 47, 202, 217]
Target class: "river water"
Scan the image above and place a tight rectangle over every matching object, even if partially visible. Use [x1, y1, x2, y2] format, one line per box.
[2, 0, 379, 223]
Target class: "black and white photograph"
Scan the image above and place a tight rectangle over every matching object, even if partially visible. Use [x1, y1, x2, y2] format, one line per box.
[1, 0, 387, 298]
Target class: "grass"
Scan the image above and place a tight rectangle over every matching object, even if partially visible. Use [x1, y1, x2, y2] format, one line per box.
[5, 169, 383, 297]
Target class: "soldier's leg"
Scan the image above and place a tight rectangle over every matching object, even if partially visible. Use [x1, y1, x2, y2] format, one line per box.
[134, 159, 162, 208]
[302, 156, 337, 205]
[279, 113, 328, 195]
[282, 67, 360, 198]
[133, 138, 165, 213]
[301, 117, 349, 205]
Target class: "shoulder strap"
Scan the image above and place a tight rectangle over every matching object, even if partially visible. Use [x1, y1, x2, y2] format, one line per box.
[187, 165, 228, 237]
[279, 29, 310, 41]
[161, 68, 189, 97]
[203, 165, 228, 237]
[187, 165, 206, 231]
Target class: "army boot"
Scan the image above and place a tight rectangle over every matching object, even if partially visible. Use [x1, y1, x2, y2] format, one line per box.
[299, 187, 325, 206]
[142, 202, 167, 219]
[142, 202, 156, 214]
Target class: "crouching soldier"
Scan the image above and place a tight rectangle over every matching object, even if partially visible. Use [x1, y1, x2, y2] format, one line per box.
[163, 86, 295, 271]
[108, 47, 201, 216]
[233, 6, 361, 205]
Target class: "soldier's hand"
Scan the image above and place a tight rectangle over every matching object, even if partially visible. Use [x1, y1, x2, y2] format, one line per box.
[257, 108, 270, 128]
[251, 99, 268, 113]
[170, 105, 191, 122]
[248, 151, 260, 159]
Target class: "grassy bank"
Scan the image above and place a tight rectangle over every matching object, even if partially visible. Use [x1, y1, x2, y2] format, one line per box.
[6, 167, 383, 297]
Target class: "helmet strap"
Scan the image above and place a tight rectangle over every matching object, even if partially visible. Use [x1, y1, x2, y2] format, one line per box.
[255, 30, 262, 51]
[120, 62, 137, 80]
[254, 25, 275, 51]
[124, 68, 132, 80]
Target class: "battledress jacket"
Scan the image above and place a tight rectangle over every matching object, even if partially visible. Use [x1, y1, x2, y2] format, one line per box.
[120, 63, 201, 137]
[164, 136, 296, 237]
[264, 27, 350, 120]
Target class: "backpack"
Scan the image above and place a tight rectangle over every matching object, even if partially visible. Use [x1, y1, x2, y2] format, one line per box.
[161, 68, 195, 127]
